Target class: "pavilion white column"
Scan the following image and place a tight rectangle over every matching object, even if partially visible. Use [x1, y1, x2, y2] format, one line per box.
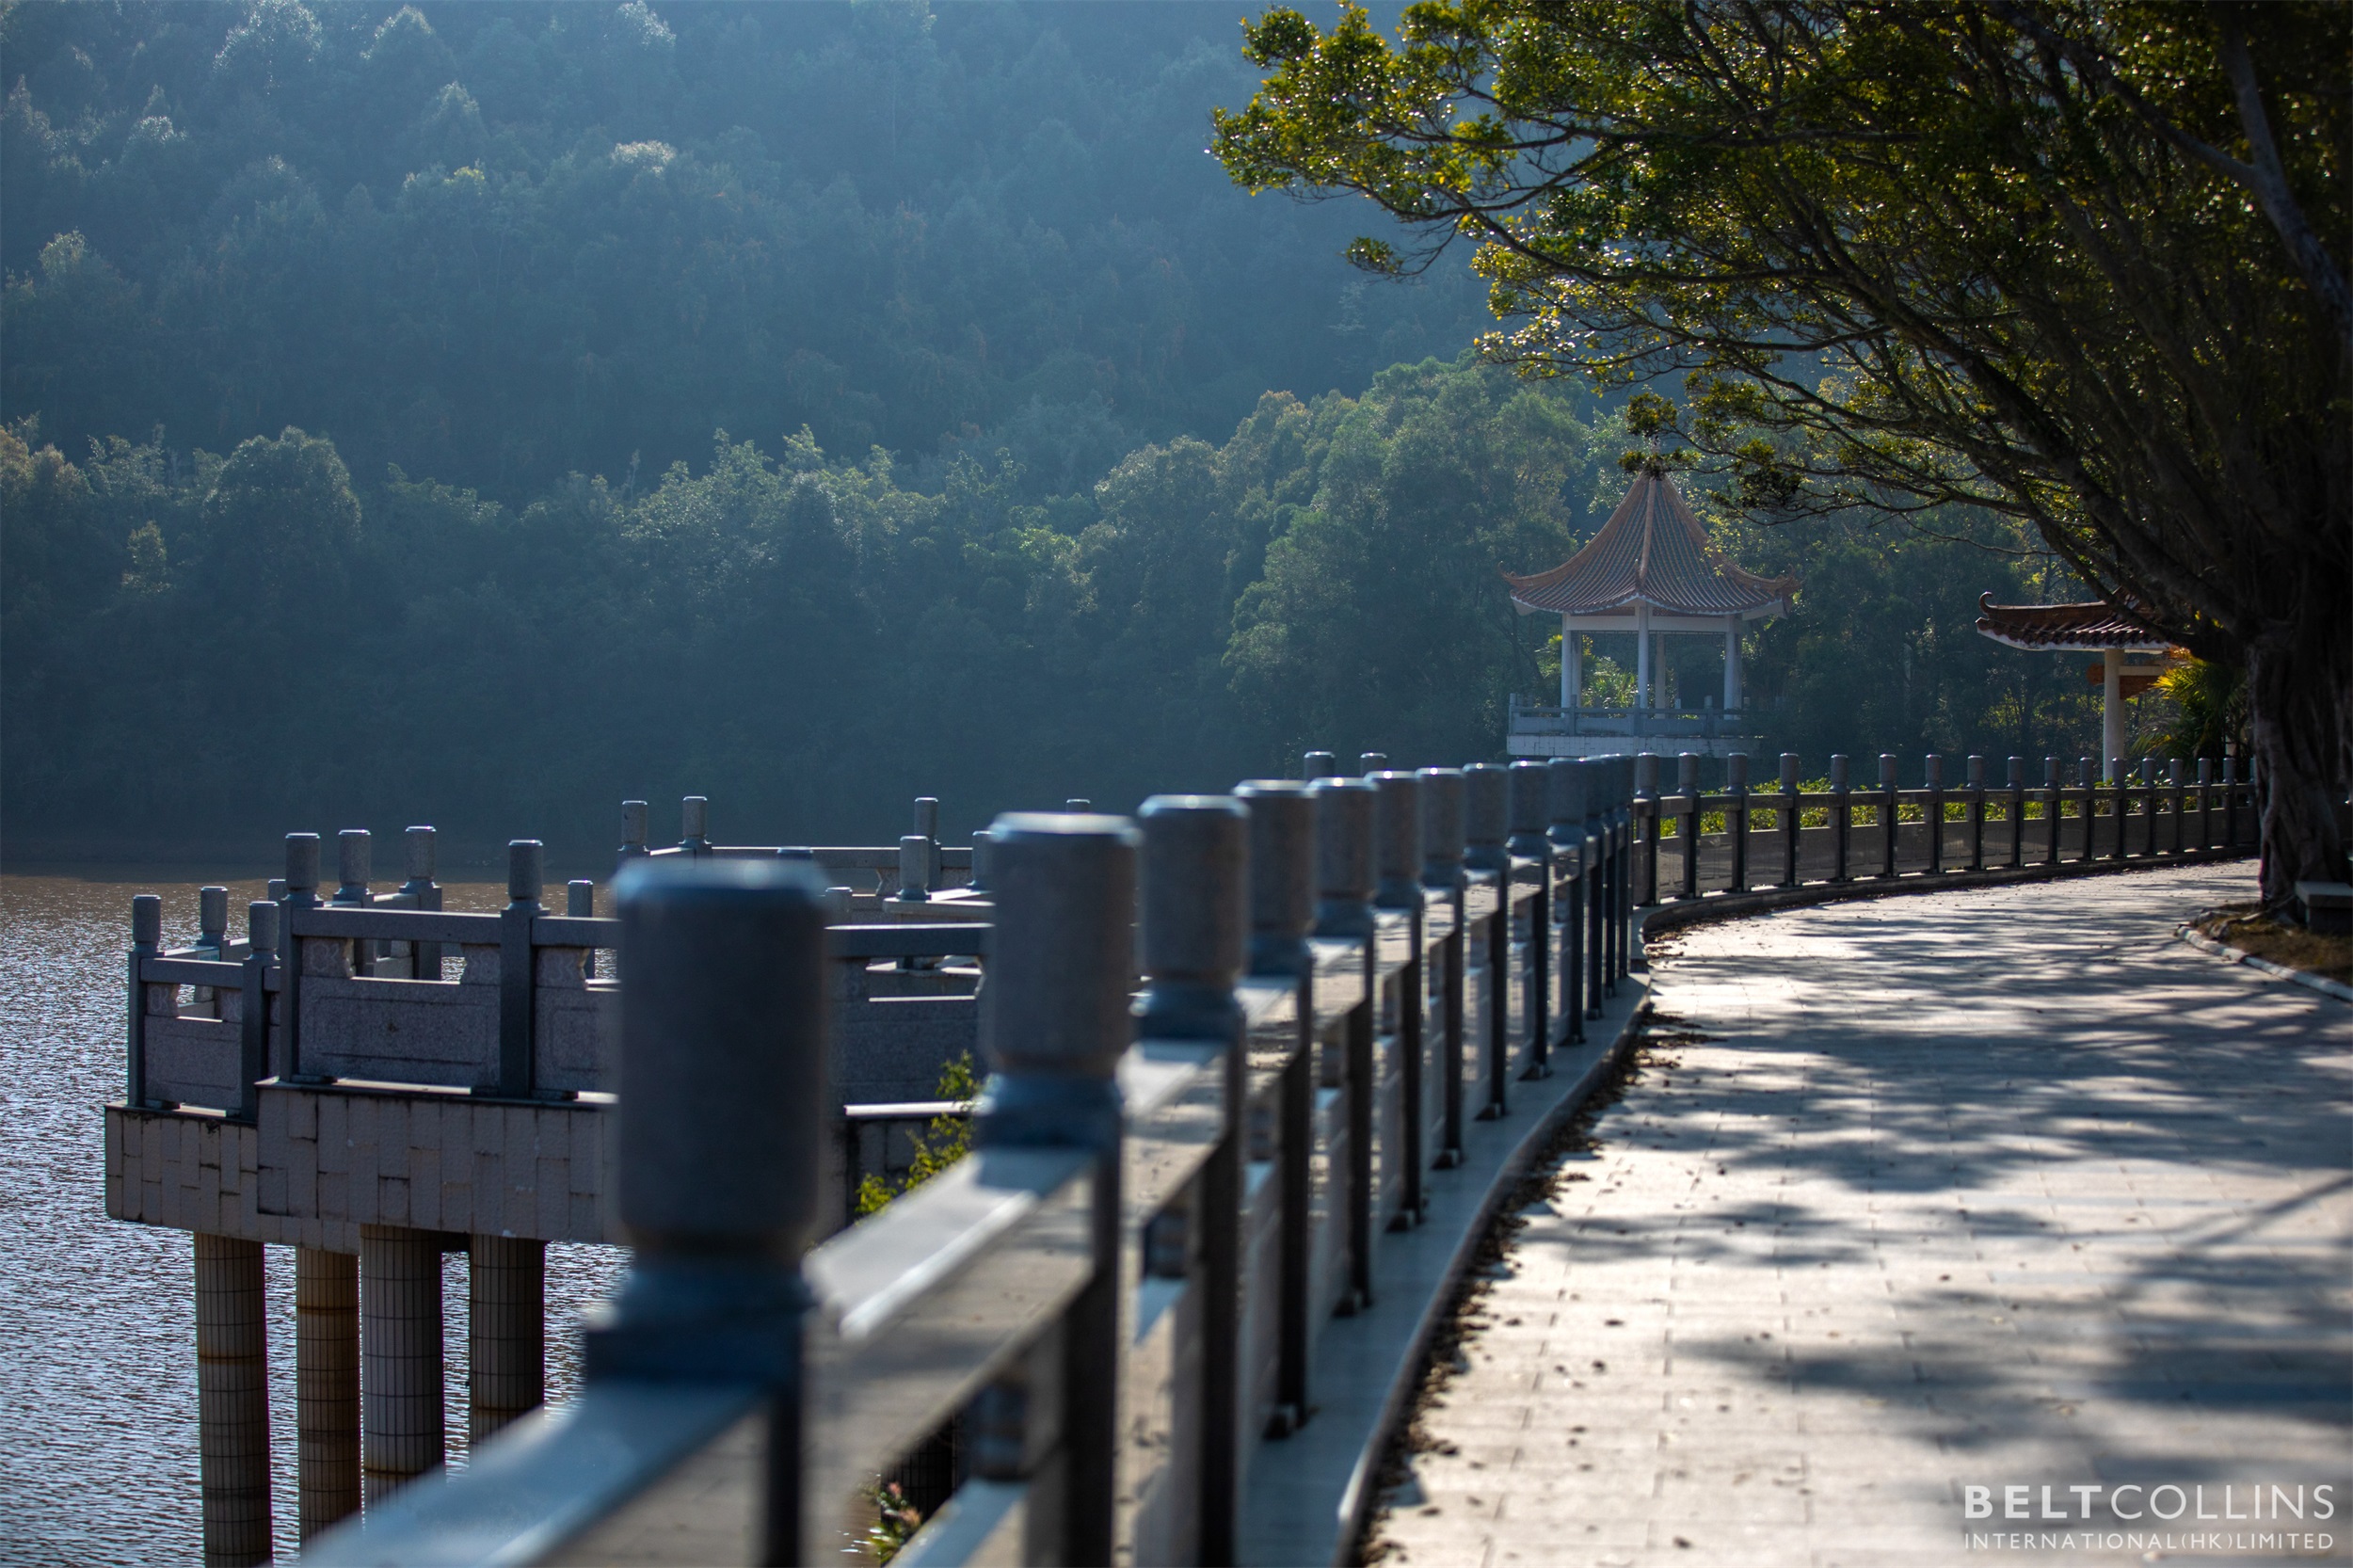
[1561, 616, 1579, 711]
[1635, 602, 1653, 711]
[1722, 615, 1742, 713]
[2101, 646, 2123, 782]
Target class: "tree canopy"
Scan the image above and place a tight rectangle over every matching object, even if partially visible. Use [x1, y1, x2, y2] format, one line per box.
[1214, 0, 2350, 895]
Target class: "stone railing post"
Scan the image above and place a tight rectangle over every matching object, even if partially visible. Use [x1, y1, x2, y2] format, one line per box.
[1965, 756, 1987, 872]
[618, 800, 649, 866]
[1546, 760, 1587, 1048]
[1372, 771, 1430, 1207]
[281, 835, 324, 1083]
[2075, 759, 2098, 864]
[490, 841, 543, 1098]
[1878, 755, 1900, 878]
[1777, 753, 1801, 888]
[1136, 794, 1247, 1562]
[335, 830, 375, 976]
[1923, 755, 1946, 874]
[1829, 754, 1851, 883]
[592, 855, 829, 1566]
[1635, 753, 1661, 905]
[239, 903, 277, 1123]
[1234, 778, 1317, 1430]
[1313, 776, 1378, 1310]
[679, 795, 711, 856]
[1676, 753, 1702, 900]
[1584, 760, 1612, 1000]
[2042, 758, 2063, 866]
[2005, 758, 2025, 869]
[2138, 758, 2160, 856]
[198, 885, 230, 960]
[1417, 767, 1468, 1164]
[127, 893, 162, 1109]
[1724, 753, 1751, 893]
[970, 813, 1137, 1567]
[1358, 751, 1388, 776]
[403, 826, 443, 979]
[913, 796, 941, 889]
[2168, 758, 2186, 854]
[1507, 761, 1553, 1074]
[1303, 749, 1338, 781]
[895, 836, 930, 904]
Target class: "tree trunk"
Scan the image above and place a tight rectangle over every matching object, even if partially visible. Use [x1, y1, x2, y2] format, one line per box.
[2244, 601, 2353, 907]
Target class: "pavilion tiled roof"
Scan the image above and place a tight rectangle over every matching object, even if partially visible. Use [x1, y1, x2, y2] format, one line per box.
[1973, 594, 2169, 651]
[1505, 468, 1797, 618]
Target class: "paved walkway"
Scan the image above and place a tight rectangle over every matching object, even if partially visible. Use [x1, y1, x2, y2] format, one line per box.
[1371, 864, 2351, 1568]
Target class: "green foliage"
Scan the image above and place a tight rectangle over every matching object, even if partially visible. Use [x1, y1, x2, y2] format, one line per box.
[854, 1052, 980, 1221]
[1213, 0, 2350, 887]
[0, 1, 1487, 504]
[860, 1480, 922, 1563]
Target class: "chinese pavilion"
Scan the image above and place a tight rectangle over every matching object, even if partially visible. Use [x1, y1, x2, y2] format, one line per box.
[1974, 595, 2174, 782]
[1505, 466, 1796, 758]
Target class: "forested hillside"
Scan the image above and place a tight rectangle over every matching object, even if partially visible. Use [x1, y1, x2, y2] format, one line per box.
[2, 0, 1482, 500]
[0, 2, 2108, 863]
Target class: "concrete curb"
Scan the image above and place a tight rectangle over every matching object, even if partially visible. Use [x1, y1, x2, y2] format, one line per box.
[2175, 923, 2353, 1004]
[1236, 982, 1655, 1566]
[1635, 845, 2258, 947]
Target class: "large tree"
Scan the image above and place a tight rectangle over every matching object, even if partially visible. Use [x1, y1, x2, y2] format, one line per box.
[1214, 0, 2350, 900]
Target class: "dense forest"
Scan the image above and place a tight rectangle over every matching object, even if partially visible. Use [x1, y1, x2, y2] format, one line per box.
[1, 1, 2112, 865]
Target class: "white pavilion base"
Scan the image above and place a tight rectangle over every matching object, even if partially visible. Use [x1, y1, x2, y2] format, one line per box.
[1507, 731, 1760, 760]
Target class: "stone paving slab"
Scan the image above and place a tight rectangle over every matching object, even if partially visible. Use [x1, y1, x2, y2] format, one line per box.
[1369, 865, 2352, 1568]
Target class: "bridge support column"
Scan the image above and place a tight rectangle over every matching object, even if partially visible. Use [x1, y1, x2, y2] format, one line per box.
[194, 1234, 271, 1567]
[468, 1235, 545, 1443]
[296, 1246, 360, 1537]
[360, 1224, 443, 1503]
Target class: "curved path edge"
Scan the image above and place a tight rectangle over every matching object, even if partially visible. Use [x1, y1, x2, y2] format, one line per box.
[1239, 982, 1656, 1567]
[2175, 923, 2353, 1004]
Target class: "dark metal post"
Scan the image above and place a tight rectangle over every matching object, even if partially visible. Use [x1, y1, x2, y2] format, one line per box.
[2168, 758, 2186, 854]
[2106, 760, 2129, 863]
[1358, 752, 1388, 776]
[1878, 756, 1900, 878]
[1233, 780, 1316, 1433]
[489, 841, 543, 1099]
[2139, 758, 2160, 856]
[2198, 758, 2215, 849]
[1136, 795, 1246, 1564]
[1724, 754, 1751, 893]
[1417, 768, 1466, 1165]
[1676, 753, 1702, 900]
[1830, 755, 1851, 883]
[593, 856, 829, 1568]
[1778, 754, 1801, 888]
[1303, 750, 1338, 781]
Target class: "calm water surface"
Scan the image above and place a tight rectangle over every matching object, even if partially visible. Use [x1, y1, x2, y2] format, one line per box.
[0, 870, 629, 1565]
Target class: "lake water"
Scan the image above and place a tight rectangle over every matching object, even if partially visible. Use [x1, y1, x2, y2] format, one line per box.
[0, 869, 629, 1565]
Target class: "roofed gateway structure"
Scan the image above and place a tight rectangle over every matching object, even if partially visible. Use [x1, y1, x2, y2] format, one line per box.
[1506, 467, 1796, 758]
[1975, 594, 2174, 783]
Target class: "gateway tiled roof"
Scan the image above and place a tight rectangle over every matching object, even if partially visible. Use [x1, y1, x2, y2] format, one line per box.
[1505, 469, 1797, 617]
[1974, 594, 2169, 651]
